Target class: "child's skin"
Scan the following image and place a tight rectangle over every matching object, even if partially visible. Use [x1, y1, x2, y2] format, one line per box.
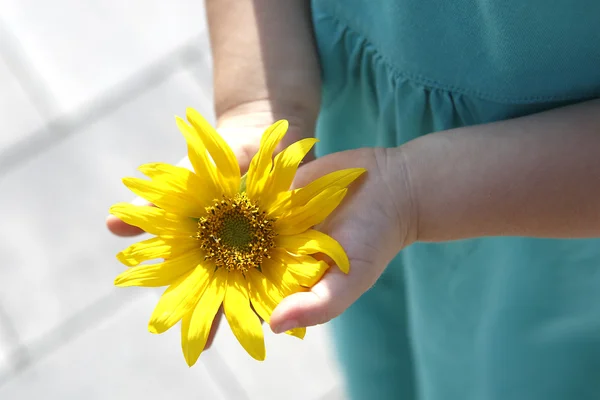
[107, 0, 600, 339]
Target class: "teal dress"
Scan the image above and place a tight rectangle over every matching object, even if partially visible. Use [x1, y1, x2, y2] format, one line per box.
[311, 1, 600, 399]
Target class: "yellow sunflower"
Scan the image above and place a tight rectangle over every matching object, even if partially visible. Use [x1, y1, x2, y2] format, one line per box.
[110, 108, 365, 366]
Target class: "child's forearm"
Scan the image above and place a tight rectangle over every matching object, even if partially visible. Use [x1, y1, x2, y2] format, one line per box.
[399, 99, 600, 241]
[206, 0, 321, 127]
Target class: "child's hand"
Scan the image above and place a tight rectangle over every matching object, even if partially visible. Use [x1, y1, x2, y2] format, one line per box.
[270, 147, 416, 333]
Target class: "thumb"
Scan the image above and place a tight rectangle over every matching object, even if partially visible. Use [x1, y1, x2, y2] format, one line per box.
[269, 259, 378, 333]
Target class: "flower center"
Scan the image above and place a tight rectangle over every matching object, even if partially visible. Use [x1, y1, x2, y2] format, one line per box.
[197, 193, 276, 272]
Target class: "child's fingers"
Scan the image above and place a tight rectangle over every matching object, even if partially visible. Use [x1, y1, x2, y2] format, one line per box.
[105, 196, 153, 236]
[105, 204, 151, 237]
[268, 269, 349, 333]
[106, 215, 145, 236]
[269, 259, 377, 333]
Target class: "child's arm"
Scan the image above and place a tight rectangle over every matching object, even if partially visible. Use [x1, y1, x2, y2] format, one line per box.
[402, 99, 600, 241]
[207, 0, 321, 135]
[270, 100, 600, 333]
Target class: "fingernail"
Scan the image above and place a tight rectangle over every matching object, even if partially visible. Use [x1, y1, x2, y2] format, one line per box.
[273, 320, 299, 334]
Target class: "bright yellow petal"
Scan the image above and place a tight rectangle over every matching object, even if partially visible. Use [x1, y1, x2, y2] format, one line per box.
[245, 120, 289, 202]
[148, 264, 212, 334]
[114, 249, 203, 287]
[223, 272, 266, 361]
[288, 327, 307, 339]
[138, 162, 218, 207]
[268, 248, 329, 289]
[276, 230, 350, 273]
[275, 187, 347, 235]
[185, 108, 240, 196]
[292, 168, 365, 205]
[260, 257, 305, 296]
[261, 138, 318, 206]
[268, 168, 365, 216]
[117, 237, 198, 267]
[122, 177, 206, 218]
[175, 117, 222, 196]
[109, 203, 197, 238]
[247, 269, 305, 339]
[247, 269, 281, 323]
[181, 268, 228, 367]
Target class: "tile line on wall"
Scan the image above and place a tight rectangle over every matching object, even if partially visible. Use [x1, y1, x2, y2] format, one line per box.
[0, 289, 140, 388]
[0, 34, 208, 177]
[0, 302, 31, 386]
[201, 348, 251, 400]
[0, 18, 61, 121]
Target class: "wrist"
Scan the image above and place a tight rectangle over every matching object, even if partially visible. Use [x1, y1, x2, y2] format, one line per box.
[214, 99, 318, 168]
[216, 98, 318, 138]
[379, 146, 419, 249]
[398, 131, 470, 243]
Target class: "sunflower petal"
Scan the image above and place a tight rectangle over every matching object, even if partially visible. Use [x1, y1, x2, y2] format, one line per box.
[181, 268, 228, 367]
[275, 187, 347, 235]
[292, 168, 365, 206]
[185, 108, 240, 196]
[268, 168, 365, 216]
[122, 177, 206, 218]
[175, 117, 221, 194]
[109, 203, 197, 237]
[223, 272, 266, 361]
[268, 248, 329, 288]
[117, 237, 198, 267]
[262, 138, 318, 206]
[260, 257, 305, 296]
[247, 269, 282, 323]
[148, 264, 212, 334]
[138, 162, 218, 206]
[276, 230, 350, 273]
[246, 120, 289, 202]
[114, 249, 203, 287]
[247, 269, 305, 339]
[288, 327, 306, 339]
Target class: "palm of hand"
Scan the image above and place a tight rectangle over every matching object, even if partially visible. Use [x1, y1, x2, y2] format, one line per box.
[270, 147, 412, 332]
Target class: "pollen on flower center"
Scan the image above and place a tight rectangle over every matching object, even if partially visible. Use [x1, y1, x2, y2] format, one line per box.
[197, 193, 277, 272]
